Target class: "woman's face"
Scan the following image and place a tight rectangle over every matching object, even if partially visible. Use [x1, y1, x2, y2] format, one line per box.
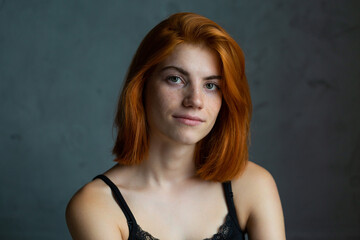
[144, 43, 222, 145]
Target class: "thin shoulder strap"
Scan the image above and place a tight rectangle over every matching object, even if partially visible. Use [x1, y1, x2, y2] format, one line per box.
[93, 174, 137, 237]
[222, 181, 242, 232]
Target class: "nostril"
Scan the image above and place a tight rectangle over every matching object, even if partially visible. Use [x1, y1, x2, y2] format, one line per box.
[182, 91, 204, 109]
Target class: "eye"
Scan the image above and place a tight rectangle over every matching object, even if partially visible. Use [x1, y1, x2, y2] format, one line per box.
[167, 76, 182, 84]
[205, 82, 220, 90]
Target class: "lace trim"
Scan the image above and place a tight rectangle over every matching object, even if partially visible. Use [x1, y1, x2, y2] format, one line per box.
[135, 224, 159, 240]
[204, 214, 234, 240]
[134, 214, 234, 240]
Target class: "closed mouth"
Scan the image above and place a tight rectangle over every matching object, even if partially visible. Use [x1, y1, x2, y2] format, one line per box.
[172, 115, 205, 126]
[173, 115, 204, 122]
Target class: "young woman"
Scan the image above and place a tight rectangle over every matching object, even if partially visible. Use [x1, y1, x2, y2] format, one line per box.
[66, 12, 286, 240]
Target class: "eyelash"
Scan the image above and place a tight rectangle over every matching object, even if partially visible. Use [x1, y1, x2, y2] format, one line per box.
[167, 75, 182, 84]
[205, 82, 220, 90]
[166, 76, 220, 91]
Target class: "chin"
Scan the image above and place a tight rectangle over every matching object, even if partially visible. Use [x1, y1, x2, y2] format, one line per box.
[170, 133, 206, 145]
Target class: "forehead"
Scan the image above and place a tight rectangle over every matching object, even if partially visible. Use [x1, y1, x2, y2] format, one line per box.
[156, 43, 221, 75]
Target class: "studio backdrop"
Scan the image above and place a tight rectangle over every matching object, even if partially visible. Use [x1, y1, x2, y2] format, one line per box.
[0, 0, 359, 239]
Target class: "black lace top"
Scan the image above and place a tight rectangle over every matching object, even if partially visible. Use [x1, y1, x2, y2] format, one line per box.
[94, 175, 246, 240]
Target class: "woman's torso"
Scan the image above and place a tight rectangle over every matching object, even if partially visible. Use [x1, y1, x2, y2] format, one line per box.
[93, 164, 247, 240]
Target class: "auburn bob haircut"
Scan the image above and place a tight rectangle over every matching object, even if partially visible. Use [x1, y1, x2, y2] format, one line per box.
[112, 12, 252, 182]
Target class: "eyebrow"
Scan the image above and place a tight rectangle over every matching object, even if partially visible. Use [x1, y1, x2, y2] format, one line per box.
[160, 66, 222, 80]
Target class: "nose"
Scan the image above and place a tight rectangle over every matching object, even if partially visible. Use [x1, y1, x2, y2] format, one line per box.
[182, 84, 204, 109]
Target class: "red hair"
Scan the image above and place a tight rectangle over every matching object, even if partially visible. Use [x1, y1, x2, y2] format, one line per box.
[112, 12, 252, 182]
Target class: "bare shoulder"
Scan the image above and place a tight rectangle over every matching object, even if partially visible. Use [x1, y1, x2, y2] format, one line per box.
[232, 161, 286, 240]
[231, 161, 278, 221]
[233, 161, 277, 194]
[66, 178, 125, 240]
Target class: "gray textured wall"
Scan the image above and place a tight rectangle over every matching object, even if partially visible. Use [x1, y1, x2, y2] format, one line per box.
[0, 0, 359, 239]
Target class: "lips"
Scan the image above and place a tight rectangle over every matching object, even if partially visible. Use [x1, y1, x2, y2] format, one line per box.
[173, 114, 204, 126]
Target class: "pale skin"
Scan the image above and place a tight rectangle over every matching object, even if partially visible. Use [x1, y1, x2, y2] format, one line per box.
[66, 43, 286, 240]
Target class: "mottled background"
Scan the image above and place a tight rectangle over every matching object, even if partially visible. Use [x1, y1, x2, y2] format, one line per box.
[0, 0, 359, 239]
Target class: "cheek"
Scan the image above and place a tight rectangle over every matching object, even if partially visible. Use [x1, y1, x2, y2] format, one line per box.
[209, 96, 222, 118]
[216, 97, 222, 112]
[147, 86, 178, 117]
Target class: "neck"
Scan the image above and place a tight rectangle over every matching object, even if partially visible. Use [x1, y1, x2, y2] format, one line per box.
[136, 136, 198, 188]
